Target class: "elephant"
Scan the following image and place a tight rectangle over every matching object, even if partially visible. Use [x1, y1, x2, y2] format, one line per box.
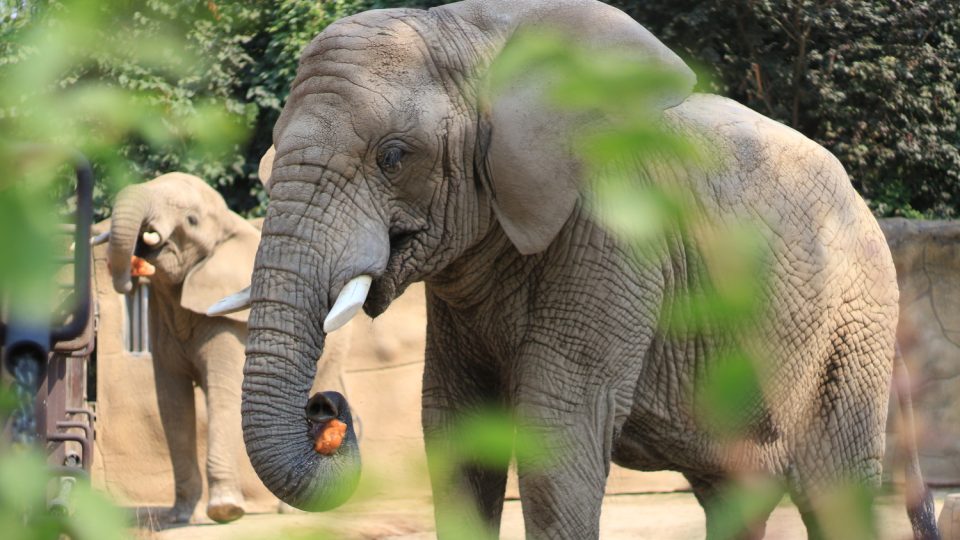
[211, 1, 939, 538]
[101, 172, 350, 524]
[104, 172, 259, 523]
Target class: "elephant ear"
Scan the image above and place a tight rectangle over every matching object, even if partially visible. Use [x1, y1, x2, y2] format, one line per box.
[181, 215, 260, 323]
[449, 0, 696, 254]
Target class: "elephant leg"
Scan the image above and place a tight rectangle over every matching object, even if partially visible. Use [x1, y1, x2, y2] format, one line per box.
[787, 333, 889, 540]
[512, 385, 618, 540]
[686, 473, 782, 540]
[196, 327, 246, 523]
[153, 361, 202, 523]
[422, 353, 507, 537]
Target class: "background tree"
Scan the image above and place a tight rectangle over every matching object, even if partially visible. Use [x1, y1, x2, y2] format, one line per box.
[3, 0, 957, 218]
[611, 0, 960, 218]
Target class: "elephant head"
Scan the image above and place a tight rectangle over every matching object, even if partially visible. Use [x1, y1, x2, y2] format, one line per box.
[227, 0, 694, 510]
[106, 172, 259, 323]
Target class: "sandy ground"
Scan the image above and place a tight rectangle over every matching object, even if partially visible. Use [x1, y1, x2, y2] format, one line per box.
[137, 489, 948, 540]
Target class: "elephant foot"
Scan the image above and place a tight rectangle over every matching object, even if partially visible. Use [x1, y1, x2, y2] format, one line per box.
[166, 501, 196, 524]
[206, 494, 245, 524]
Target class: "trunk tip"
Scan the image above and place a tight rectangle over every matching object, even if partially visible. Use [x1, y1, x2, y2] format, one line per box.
[112, 276, 133, 294]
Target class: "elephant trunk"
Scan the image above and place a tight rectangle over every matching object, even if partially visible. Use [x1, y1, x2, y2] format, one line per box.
[242, 184, 388, 510]
[107, 184, 151, 294]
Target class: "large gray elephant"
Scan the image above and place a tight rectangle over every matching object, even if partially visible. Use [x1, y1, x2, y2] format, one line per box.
[213, 1, 937, 538]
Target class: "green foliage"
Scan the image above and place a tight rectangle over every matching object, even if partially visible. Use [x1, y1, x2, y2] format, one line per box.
[0, 0, 245, 317]
[424, 407, 551, 539]
[612, 0, 960, 218]
[0, 387, 127, 540]
[0, 1, 373, 219]
[7, 0, 952, 218]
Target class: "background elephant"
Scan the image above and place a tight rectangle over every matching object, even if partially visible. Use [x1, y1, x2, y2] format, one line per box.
[222, 0, 937, 538]
[105, 172, 257, 523]
[103, 172, 349, 524]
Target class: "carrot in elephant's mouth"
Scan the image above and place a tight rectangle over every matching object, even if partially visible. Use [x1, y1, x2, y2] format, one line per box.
[313, 419, 347, 455]
[130, 255, 155, 277]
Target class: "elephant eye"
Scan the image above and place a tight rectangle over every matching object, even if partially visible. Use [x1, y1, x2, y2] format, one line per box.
[377, 146, 403, 175]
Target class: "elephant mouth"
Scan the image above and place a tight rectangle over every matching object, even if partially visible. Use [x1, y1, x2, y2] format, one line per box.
[364, 227, 423, 317]
[133, 229, 165, 260]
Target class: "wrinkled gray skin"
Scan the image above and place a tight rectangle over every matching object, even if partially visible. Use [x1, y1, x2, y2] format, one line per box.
[243, 0, 906, 538]
[108, 173, 259, 524]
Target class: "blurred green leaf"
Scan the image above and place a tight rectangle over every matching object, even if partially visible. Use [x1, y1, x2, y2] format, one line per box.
[816, 481, 878, 540]
[0, 448, 128, 540]
[586, 180, 684, 244]
[67, 481, 129, 540]
[0, 450, 48, 511]
[705, 477, 785, 540]
[694, 350, 765, 439]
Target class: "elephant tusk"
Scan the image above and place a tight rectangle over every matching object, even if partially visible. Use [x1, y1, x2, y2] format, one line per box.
[142, 231, 161, 246]
[323, 275, 372, 333]
[90, 231, 110, 246]
[206, 287, 252, 317]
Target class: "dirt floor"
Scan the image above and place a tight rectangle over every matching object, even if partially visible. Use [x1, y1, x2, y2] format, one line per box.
[137, 489, 948, 540]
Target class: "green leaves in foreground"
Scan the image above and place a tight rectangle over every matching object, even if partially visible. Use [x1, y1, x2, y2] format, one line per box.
[0, 388, 126, 540]
[0, 450, 127, 540]
[487, 29, 703, 246]
[694, 351, 765, 440]
[0, 0, 248, 320]
[425, 408, 552, 540]
[704, 478, 878, 540]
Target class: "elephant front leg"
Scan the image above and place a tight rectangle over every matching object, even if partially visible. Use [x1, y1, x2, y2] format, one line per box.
[509, 334, 638, 540]
[422, 356, 508, 538]
[513, 388, 617, 540]
[197, 330, 247, 524]
[153, 362, 202, 523]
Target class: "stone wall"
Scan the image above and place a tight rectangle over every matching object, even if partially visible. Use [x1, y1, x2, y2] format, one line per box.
[90, 218, 960, 516]
[880, 218, 960, 486]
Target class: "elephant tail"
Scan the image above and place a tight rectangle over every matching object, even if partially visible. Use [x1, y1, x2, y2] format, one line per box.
[893, 344, 940, 540]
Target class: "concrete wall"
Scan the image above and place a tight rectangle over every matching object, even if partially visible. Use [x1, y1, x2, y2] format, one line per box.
[881, 218, 960, 485]
[90, 218, 960, 515]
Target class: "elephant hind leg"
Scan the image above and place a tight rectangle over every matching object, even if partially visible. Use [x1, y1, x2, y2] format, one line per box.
[787, 328, 891, 540]
[686, 473, 783, 540]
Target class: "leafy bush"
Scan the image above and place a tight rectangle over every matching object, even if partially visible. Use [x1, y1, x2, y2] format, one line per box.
[1, 1, 373, 218]
[610, 0, 960, 218]
[6, 0, 956, 218]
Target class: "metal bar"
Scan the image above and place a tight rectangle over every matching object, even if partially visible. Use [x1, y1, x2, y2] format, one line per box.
[47, 466, 89, 480]
[55, 421, 93, 446]
[142, 285, 150, 352]
[65, 408, 96, 425]
[46, 432, 91, 471]
[127, 287, 141, 352]
[51, 153, 93, 342]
